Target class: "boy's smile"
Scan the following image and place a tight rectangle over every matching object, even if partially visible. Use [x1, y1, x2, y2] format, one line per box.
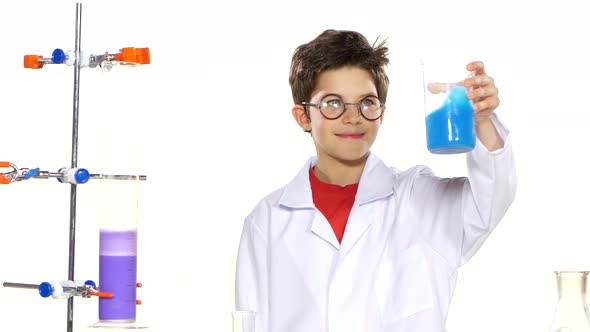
[335, 132, 364, 139]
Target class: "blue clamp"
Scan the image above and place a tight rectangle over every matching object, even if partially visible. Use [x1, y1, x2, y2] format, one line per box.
[75, 168, 90, 184]
[57, 167, 90, 184]
[24, 168, 40, 180]
[38, 282, 53, 298]
[52, 49, 66, 64]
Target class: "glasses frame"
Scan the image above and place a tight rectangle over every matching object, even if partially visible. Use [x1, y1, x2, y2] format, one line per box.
[302, 94, 385, 121]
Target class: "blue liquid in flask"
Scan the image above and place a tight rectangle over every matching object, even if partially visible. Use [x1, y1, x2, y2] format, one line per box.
[425, 85, 476, 154]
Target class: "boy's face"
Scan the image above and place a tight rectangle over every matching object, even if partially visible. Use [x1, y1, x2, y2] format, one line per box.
[296, 66, 383, 165]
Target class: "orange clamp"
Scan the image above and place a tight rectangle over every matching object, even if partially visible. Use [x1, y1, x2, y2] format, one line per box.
[1, 162, 13, 184]
[114, 47, 150, 65]
[24, 55, 44, 69]
[116, 47, 135, 63]
[135, 48, 150, 64]
[93, 291, 114, 299]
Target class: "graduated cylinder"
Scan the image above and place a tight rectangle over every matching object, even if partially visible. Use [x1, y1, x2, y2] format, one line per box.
[84, 56, 150, 328]
[98, 179, 142, 323]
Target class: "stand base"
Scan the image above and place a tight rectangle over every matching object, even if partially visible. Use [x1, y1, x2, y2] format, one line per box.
[89, 320, 148, 330]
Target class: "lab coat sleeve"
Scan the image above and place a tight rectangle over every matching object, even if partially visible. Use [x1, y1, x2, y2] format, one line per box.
[460, 114, 517, 265]
[235, 214, 269, 332]
[410, 114, 516, 268]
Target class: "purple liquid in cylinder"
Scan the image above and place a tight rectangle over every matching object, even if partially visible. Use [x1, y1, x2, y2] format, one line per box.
[99, 231, 137, 321]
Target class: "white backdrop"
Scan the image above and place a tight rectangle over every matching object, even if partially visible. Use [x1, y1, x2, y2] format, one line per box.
[1, 0, 589, 331]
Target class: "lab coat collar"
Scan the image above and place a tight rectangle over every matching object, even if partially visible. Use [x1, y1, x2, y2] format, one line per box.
[279, 152, 396, 209]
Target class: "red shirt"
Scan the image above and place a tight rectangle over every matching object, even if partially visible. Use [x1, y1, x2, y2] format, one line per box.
[309, 167, 359, 243]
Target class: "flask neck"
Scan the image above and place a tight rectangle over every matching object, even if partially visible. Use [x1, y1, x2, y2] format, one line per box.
[557, 271, 589, 300]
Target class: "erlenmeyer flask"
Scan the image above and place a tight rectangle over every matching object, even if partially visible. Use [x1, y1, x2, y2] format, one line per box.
[550, 271, 590, 332]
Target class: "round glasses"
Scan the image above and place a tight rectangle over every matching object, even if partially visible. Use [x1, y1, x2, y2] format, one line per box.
[302, 95, 385, 121]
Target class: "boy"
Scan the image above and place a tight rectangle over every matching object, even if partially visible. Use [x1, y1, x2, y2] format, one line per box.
[235, 29, 516, 332]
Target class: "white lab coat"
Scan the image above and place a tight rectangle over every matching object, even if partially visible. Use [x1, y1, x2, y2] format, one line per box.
[235, 116, 517, 332]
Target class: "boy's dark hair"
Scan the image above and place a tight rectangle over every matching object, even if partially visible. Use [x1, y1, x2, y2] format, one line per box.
[289, 29, 390, 105]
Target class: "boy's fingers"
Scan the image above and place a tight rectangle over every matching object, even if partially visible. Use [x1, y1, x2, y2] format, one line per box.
[463, 75, 494, 88]
[467, 61, 486, 75]
[473, 97, 500, 113]
[468, 86, 498, 100]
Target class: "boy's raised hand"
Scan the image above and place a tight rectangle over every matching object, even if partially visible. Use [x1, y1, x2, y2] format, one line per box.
[462, 61, 500, 124]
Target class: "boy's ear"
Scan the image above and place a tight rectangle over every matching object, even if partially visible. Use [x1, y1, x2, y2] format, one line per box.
[292, 105, 311, 132]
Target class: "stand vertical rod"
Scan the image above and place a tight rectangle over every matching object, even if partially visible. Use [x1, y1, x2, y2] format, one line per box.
[67, 3, 82, 332]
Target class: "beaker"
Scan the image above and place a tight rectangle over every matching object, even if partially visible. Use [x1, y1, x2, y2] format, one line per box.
[550, 271, 590, 332]
[232, 310, 256, 332]
[421, 57, 476, 154]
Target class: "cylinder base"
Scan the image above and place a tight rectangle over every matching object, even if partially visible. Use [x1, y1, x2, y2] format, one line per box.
[89, 320, 147, 330]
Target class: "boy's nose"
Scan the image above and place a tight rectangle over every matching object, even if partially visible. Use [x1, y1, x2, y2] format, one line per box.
[341, 104, 362, 123]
